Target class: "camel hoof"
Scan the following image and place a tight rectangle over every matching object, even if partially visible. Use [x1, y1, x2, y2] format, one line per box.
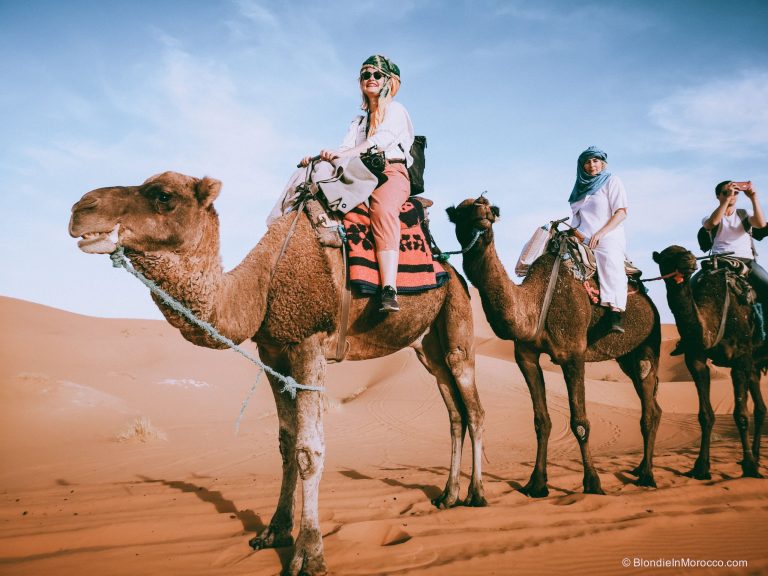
[249, 532, 293, 550]
[521, 482, 549, 498]
[683, 467, 711, 481]
[283, 559, 328, 576]
[432, 494, 460, 509]
[742, 465, 764, 479]
[636, 474, 657, 488]
[464, 492, 488, 507]
[583, 476, 605, 495]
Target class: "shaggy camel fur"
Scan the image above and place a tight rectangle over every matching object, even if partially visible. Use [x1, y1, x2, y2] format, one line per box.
[69, 172, 486, 576]
[653, 246, 766, 479]
[447, 195, 662, 496]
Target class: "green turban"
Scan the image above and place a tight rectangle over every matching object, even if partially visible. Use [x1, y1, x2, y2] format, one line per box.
[361, 54, 400, 79]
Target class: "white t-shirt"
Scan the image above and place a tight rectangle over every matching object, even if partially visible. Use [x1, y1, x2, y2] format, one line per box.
[570, 175, 628, 240]
[339, 101, 415, 166]
[703, 210, 753, 259]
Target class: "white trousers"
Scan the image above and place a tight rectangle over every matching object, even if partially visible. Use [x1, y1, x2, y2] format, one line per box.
[593, 235, 627, 311]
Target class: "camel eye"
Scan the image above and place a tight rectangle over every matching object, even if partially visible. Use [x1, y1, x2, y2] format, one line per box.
[157, 192, 170, 203]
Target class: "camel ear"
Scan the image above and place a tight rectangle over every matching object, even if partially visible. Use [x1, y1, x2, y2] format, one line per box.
[652, 251, 660, 263]
[491, 206, 500, 218]
[196, 177, 221, 208]
[446, 206, 458, 223]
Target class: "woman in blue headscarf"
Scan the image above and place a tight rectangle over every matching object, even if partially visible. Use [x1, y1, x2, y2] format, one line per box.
[569, 146, 629, 332]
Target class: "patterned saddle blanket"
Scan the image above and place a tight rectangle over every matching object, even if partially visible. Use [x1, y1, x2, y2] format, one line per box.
[342, 199, 448, 294]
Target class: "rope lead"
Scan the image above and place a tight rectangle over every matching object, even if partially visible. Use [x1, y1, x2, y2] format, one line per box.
[108, 247, 323, 400]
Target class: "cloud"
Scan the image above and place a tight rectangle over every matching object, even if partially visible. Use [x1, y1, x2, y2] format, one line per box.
[649, 70, 768, 157]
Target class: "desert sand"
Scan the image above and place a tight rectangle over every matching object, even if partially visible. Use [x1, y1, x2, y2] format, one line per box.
[1, 293, 766, 575]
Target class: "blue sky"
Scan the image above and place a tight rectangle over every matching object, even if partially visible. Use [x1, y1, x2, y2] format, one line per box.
[1, 0, 767, 322]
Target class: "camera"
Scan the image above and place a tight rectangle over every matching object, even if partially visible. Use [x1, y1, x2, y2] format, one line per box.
[360, 148, 386, 173]
[733, 181, 752, 191]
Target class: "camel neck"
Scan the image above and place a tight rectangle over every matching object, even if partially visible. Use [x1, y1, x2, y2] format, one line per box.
[664, 279, 717, 348]
[128, 214, 282, 347]
[463, 239, 538, 340]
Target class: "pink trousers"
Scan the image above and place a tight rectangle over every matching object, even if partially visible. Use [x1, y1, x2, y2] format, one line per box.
[369, 162, 410, 251]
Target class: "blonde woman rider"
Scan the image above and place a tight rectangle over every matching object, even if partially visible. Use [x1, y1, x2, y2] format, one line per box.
[301, 55, 414, 312]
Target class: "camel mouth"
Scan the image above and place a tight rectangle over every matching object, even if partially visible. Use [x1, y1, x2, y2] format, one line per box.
[475, 218, 493, 231]
[77, 224, 120, 254]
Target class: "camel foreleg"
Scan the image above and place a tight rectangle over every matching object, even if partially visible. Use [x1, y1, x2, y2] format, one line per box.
[516, 344, 551, 498]
[562, 358, 604, 495]
[685, 353, 714, 480]
[250, 347, 298, 551]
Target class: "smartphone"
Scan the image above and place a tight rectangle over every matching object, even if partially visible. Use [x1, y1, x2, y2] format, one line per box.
[733, 181, 752, 191]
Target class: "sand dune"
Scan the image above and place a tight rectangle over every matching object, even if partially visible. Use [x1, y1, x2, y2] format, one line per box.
[1, 294, 766, 575]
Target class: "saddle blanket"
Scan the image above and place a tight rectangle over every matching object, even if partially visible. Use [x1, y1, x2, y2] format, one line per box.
[343, 201, 449, 294]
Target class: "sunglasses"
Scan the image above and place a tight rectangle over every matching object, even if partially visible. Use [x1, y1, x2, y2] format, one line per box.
[360, 70, 385, 81]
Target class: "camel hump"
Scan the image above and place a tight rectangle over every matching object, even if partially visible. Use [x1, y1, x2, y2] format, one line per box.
[410, 196, 433, 209]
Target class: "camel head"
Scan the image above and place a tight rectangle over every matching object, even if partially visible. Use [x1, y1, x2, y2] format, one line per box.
[446, 194, 500, 249]
[69, 171, 221, 256]
[652, 245, 698, 282]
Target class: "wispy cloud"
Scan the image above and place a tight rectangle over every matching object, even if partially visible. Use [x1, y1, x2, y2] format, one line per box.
[650, 70, 768, 157]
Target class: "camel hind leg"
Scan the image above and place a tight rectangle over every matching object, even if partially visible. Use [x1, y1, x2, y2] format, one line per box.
[748, 367, 766, 465]
[413, 269, 486, 508]
[617, 344, 661, 488]
[413, 308, 486, 507]
[732, 359, 763, 478]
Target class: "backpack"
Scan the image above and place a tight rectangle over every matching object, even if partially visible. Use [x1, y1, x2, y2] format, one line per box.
[697, 208, 768, 255]
[358, 116, 427, 195]
[405, 136, 427, 195]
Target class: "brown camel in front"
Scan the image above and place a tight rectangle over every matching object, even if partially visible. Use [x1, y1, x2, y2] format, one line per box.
[68, 172, 486, 576]
[653, 245, 766, 479]
[447, 195, 662, 496]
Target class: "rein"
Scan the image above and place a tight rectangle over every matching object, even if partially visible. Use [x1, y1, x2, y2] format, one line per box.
[108, 246, 323, 399]
[437, 228, 486, 261]
[534, 239, 567, 340]
[640, 270, 686, 284]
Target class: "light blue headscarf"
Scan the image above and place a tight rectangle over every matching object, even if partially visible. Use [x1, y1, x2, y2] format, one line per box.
[568, 146, 611, 204]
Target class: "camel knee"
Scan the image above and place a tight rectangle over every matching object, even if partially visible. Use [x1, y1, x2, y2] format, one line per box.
[733, 412, 750, 433]
[571, 419, 590, 442]
[296, 447, 323, 479]
[534, 414, 552, 437]
[445, 347, 468, 374]
[639, 359, 653, 381]
[698, 408, 715, 431]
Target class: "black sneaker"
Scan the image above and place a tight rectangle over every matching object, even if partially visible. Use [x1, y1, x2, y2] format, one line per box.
[670, 340, 686, 356]
[608, 310, 625, 334]
[379, 285, 400, 313]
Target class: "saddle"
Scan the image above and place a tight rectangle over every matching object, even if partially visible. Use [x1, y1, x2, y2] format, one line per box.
[698, 255, 755, 306]
[301, 184, 447, 293]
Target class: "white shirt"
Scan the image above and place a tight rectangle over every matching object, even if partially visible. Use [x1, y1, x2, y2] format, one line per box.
[339, 101, 415, 166]
[704, 210, 753, 259]
[569, 174, 628, 241]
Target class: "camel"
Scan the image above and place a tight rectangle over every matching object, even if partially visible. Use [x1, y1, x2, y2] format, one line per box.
[68, 171, 486, 576]
[652, 245, 766, 479]
[446, 195, 662, 496]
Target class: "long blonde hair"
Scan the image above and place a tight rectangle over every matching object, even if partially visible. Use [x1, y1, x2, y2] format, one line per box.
[361, 75, 400, 137]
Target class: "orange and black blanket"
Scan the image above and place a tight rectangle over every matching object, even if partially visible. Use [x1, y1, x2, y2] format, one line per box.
[342, 200, 449, 294]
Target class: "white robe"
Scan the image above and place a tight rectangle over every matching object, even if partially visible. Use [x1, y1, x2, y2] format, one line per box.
[570, 175, 629, 310]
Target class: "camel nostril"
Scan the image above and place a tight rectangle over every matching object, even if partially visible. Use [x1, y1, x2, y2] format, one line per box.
[73, 195, 100, 212]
